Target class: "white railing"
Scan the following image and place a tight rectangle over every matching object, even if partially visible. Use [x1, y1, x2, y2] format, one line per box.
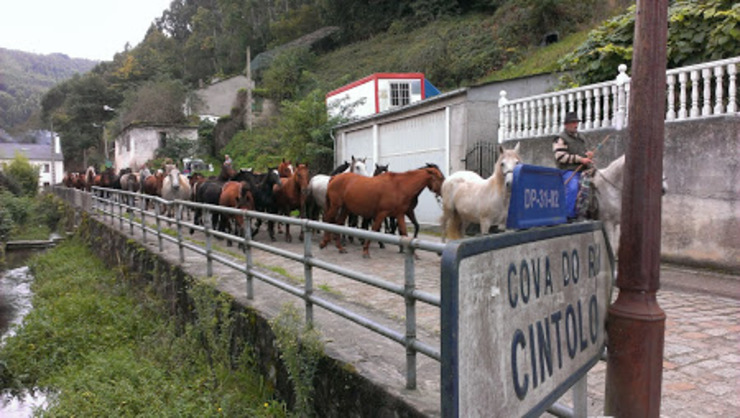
[498, 56, 739, 142]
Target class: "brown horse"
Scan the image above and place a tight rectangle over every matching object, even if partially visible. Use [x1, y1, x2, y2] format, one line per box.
[320, 163, 445, 258]
[273, 163, 310, 242]
[218, 163, 236, 182]
[218, 181, 256, 246]
[278, 158, 294, 178]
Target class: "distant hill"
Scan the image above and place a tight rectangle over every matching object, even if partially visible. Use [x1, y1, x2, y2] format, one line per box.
[0, 48, 96, 133]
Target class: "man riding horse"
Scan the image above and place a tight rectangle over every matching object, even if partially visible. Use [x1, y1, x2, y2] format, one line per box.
[553, 111, 594, 220]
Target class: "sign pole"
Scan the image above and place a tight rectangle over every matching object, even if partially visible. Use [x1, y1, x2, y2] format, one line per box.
[605, 1, 668, 416]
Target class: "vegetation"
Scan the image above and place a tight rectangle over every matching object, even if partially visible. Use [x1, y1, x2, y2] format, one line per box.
[2, 0, 734, 172]
[0, 48, 95, 134]
[560, 0, 740, 84]
[0, 239, 287, 416]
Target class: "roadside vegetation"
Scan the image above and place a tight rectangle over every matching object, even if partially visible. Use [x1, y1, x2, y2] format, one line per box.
[0, 239, 288, 416]
[0, 155, 63, 244]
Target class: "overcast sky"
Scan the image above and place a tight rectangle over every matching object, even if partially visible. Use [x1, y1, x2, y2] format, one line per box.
[1, 0, 173, 61]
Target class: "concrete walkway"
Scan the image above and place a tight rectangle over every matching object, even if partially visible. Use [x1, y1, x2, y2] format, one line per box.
[94, 212, 739, 417]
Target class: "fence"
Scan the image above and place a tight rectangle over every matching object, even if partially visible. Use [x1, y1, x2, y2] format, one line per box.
[498, 56, 740, 141]
[53, 185, 597, 417]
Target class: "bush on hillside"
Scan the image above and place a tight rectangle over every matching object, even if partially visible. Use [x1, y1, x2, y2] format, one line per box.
[560, 0, 740, 84]
[1, 153, 39, 197]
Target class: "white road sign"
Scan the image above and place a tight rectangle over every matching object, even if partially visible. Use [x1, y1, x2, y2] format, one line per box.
[441, 222, 614, 417]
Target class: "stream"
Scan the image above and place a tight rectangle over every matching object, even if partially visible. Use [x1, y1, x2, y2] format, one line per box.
[0, 248, 49, 416]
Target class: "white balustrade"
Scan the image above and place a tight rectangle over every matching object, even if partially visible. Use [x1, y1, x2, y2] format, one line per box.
[498, 56, 740, 142]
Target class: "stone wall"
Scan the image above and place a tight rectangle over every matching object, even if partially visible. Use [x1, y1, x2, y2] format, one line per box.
[507, 115, 739, 273]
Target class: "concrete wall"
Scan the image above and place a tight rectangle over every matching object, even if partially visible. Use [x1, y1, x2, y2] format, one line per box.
[504, 115, 739, 273]
[196, 76, 250, 118]
[115, 125, 198, 171]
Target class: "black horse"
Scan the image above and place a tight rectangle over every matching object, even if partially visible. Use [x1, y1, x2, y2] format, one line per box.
[231, 168, 282, 241]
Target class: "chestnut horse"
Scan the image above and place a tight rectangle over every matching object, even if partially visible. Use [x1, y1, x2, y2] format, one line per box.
[218, 180, 255, 246]
[273, 163, 310, 242]
[441, 143, 521, 241]
[278, 158, 294, 178]
[320, 163, 445, 258]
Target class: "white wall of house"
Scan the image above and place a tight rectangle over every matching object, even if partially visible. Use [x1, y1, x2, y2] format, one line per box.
[0, 139, 65, 188]
[326, 73, 427, 119]
[115, 125, 198, 171]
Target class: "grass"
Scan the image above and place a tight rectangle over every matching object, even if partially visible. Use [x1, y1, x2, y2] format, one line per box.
[480, 30, 592, 83]
[0, 238, 287, 417]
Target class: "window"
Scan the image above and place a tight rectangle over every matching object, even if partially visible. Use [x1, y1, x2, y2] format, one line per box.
[159, 132, 167, 148]
[390, 82, 411, 107]
[44, 164, 50, 173]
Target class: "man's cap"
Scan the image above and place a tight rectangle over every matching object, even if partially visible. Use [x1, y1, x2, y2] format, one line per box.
[565, 112, 580, 123]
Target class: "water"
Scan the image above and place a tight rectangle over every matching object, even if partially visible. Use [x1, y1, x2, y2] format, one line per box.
[0, 249, 49, 416]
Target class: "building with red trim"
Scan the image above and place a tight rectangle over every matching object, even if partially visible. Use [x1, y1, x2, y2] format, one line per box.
[326, 73, 441, 119]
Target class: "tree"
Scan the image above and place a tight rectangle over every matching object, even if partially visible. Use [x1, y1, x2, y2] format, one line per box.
[2, 153, 39, 197]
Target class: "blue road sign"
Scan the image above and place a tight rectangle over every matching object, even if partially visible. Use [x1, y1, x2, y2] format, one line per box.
[507, 165, 567, 229]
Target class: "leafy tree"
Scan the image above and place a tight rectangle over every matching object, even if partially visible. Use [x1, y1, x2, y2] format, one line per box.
[120, 79, 188, 126]
[155, 135, 198, 164]
[261, 48, 315, 101]
[1, 153, 39, 197]
[560, 0, 740, 84]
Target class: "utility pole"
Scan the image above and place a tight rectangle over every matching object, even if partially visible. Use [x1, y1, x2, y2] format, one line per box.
[605, 1, 669, 417]
[49, 118, 56, 186]
[245, 46, 254, 131]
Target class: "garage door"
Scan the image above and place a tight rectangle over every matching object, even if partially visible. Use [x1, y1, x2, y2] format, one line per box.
[377, 110, 446, 226]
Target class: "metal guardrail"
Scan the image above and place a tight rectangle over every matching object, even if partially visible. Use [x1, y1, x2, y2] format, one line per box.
[59, 186, 445, 391]
[53, 186, 591, 416]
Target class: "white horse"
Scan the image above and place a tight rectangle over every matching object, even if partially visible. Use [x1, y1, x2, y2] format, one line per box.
[307, 156, 369, 219]
[161, 167, 192, 217]
[441, 143, 522, 241]
[590, 155, 668, 254]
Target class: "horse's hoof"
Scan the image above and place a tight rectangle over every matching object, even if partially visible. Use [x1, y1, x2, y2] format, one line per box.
[270, 236, 277, 242]
[285, 236, 292, 243]
[362, 253, 370, 259]
[378, 242, 385, 249]
[339, 248, 347, 254]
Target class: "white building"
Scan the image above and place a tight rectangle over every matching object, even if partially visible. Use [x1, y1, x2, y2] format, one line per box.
[0, 134, 64, 188]
[326, 73, 441, 119]
[114, 123, 198, 171]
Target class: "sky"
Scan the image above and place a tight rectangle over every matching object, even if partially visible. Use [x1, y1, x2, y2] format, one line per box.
[0, 0, 174, 61]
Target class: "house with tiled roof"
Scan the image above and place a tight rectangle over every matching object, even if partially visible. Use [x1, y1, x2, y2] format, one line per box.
[0, 133, 64, 189]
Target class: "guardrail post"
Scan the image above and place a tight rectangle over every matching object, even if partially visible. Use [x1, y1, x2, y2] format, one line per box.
[156, 202, 163, 252]
[403, 239, 417, 390]
[573, 375, 587, 417]
[205, 209, 213, 277]
[142, 195, 148, 243]
[176, 204, 184, 262]
[303, 221, 314, 327]
[244, 214, 254, 300]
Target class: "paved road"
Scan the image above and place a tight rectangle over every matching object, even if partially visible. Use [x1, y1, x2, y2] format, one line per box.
[96, 209, 740, 417]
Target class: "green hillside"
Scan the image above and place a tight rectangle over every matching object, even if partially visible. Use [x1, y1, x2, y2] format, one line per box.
[0, 48, 96, 134]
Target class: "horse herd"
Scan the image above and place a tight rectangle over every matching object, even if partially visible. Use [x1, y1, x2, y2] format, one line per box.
[61, 145, 649, 258]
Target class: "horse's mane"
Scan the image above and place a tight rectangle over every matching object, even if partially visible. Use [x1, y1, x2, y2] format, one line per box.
[419, 163, 440, 171]
[330, 161, 349, 176]
[598, 155, 625, 183]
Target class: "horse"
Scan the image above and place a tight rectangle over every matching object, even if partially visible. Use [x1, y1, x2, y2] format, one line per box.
[231, 168, 282, 241]
[278, 158, 294, 178]
[306, 157, 369, 221]
[364, 162, 420, 250]
[441, 142, 522, 241]
[320, 163, 445, 258]
[273, 163, 310, 242]
[218, 163, 236, 182]
[589, 154, 668, 254]
[161, 167, 192, 217]
[192, 179, 224, 234]
[119, 169, 140, 207]
[84, 166, 96, 192]
[218, 181, 256, 246]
